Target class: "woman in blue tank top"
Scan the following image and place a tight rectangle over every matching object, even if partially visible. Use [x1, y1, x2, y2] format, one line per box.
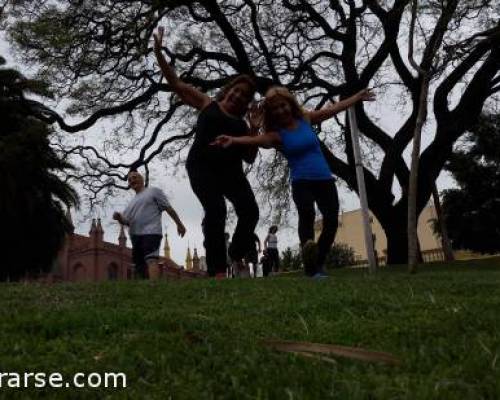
[213, 86, 375, 277]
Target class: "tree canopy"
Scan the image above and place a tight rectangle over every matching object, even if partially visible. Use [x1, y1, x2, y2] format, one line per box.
[0, 56, 78, 280]
[441, 113, 500, 254]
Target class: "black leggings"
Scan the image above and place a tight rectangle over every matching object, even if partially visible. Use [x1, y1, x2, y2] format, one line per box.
[267, 248, 280, 272]
[188, 163, 259, 277]
[291, 179, 339, 272]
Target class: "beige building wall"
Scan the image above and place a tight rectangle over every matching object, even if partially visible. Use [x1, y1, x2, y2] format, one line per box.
[316, 205, 442, 261]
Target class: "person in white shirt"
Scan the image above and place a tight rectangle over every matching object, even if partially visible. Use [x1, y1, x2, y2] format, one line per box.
[113, 170, 186, 279]
[264, 225, 280, 273]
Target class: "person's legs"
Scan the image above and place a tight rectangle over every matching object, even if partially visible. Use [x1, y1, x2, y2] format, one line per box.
[245, 249, 258, 277]
[268, 248, 280, 273]
[291, 180, 316, 245]
[146, 259, 160, 280]
[188, 165, 228, 277]
[131, 235, 147, 279]
[313, 180, 339, 272]
[142, 235, 163, 280]
[274, 249, 280, 272]
[224, 174, 259, 264]
[262, 257, 271, 277]
[291, 180, 317, 276]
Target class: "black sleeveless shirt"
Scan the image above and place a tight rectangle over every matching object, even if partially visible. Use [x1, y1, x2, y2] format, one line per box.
[187, 102, 249, 171]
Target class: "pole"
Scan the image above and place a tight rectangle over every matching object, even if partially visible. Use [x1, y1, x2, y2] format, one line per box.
[348, 106, 377, 273]
[432, 184, 454, 262]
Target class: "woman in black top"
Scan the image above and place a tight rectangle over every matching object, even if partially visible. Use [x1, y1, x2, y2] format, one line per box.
[154, 28, 259, 278]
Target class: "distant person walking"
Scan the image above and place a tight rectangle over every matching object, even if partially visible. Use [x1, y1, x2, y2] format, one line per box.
[264, 226, 280, 273]
[113, 170, 186, 279]
[244, 233, 262, 277]
[260, 249, 272, 277]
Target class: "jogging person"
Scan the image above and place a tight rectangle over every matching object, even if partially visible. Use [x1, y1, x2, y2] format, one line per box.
[113, 170, 186, 279]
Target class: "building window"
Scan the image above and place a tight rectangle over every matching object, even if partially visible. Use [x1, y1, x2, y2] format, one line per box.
[73, 263, 86, 282]
[108, 263, 119, 281]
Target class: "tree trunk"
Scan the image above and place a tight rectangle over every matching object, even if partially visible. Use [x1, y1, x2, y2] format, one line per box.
[374, 200, 424, 266]
[408, 74, 430, 273]
[384, 218, 409, 265]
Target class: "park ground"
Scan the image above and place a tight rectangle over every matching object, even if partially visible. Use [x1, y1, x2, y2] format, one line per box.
[1, 257, 500, 399]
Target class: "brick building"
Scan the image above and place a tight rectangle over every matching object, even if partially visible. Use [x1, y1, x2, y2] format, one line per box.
[55, 211, 206, 282]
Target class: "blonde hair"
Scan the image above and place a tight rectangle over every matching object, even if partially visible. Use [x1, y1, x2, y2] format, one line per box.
[262, 86, 306, 131]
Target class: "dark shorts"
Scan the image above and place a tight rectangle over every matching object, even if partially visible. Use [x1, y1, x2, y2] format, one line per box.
[245, 249, 258, 265]
[130, 234, 162, 278]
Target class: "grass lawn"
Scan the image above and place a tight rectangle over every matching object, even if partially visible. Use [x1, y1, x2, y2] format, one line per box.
[1, 257, 500, 399]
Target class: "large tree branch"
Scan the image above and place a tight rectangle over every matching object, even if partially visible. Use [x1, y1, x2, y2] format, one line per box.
[420, 0, 459, 72]
[202, 0, 253, 74]
[27, 84, 163, 133]
[434, 30, 500, 116]
[418, 48, 500, 213]
[282, 0, 347, 42]
[243, 0, 280, 83]
[448, 48, 500, 130]
[361, 0, 409, 86]
[378, 108, 418, 188]
[165, 46, 240, 72]
[138, 101, 181, 162]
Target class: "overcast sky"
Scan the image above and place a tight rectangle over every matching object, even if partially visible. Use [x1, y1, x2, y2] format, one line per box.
[1, 30, 457, 266]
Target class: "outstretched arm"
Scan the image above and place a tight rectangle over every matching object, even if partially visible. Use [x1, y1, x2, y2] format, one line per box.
[153, 187, 186, 237]
[153, 27, 211, 110]
[165, 206, 187, 237]
[212, 131, 281, 149]
[307, 89, 375, 125]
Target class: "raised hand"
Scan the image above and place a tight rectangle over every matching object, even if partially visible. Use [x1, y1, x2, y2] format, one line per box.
[153, 27, 165, 51]
[357, 88, 376, 102]
[177, 223, 186, 238]
[113, 212, 127, 225]
[247, 101, 263, 133]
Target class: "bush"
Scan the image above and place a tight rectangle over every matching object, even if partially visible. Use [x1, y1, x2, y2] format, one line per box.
[324, 243, 356, 269]
[280, 247, 302, 271]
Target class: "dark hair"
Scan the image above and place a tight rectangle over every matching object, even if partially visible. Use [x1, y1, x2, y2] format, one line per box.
[269, 225, 278, 234]
[216, 74, 257, 102]
[128, 161, 142, 176]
